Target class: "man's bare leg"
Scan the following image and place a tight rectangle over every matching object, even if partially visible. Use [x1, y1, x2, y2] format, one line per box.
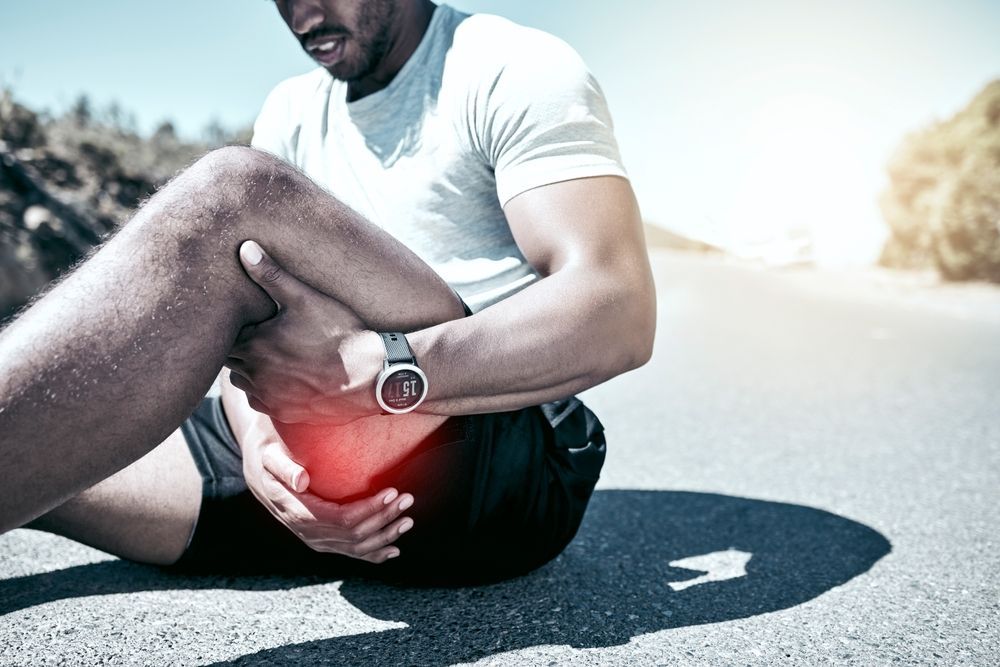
[26, 430, 201, 565]
[0, 146, 465, 534]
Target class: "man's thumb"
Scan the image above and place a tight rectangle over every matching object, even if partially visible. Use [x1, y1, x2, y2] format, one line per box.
[239, 240, 303, 309]
[263, 444, 310, 493]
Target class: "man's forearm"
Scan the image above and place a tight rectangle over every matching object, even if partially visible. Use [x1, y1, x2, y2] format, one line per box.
[409, 261, 656, 415]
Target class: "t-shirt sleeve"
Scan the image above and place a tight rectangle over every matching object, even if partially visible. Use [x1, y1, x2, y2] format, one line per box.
[475, 35, 627, 207]
[250, 80, 300, 162]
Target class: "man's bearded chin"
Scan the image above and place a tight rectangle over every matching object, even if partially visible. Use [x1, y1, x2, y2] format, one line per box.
[306, 1, 396, 83]
[340, 27, 392, 83]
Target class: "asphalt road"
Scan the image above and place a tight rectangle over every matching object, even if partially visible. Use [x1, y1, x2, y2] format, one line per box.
[2, 250, 998, 665]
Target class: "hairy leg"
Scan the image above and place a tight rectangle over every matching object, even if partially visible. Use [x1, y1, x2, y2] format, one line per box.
[0, 146, 464, 533]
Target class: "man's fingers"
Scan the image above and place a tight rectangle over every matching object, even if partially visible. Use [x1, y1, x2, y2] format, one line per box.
[259, 470, 316, 521]
[333, 487, 403, 527]
[247, 395, 273, 416]
[343, 515, 414, 557]
[264, 485, 415, 562]
[312, 542, 401, 563]
[360, 547, 401, 564]
[239, 240, 310, 309]
[348, 492, 414, 538]
[232, 323, 260, 348]
[223, 355, 247, 371]
[226, 370, 255, 393]
[262, 445, 310, 493]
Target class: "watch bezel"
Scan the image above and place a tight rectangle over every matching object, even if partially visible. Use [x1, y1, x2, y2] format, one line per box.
[375, 362, 429, 414]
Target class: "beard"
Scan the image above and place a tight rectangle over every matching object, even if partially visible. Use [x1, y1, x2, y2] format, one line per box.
[344, 0, 395, 81]
[309, 0, 397, 83]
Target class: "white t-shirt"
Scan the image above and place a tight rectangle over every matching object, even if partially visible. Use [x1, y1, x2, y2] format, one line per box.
[251, 4, 627, 312]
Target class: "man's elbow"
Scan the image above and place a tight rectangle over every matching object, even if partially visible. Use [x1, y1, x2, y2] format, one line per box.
[629, 322, 655, 370]
[625, 290, 656, 371]
[604, 274, 657, 377]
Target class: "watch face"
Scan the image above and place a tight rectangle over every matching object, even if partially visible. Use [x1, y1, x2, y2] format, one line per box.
[380, 368, 426, 411]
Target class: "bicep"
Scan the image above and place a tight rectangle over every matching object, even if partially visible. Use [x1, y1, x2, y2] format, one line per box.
[502, 175, 646, 277]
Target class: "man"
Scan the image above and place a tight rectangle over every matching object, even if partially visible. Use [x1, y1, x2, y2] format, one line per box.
[1, 0, 655, 585]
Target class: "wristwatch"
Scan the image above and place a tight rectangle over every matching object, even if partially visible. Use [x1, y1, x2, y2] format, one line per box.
[375, 332, 428, 414]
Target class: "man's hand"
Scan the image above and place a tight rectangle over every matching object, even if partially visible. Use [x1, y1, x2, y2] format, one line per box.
[240, 416, 415, 563]
[226, 240, 383, 425]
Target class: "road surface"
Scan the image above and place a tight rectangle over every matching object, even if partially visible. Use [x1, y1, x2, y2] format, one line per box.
[2, 250, 998, 665]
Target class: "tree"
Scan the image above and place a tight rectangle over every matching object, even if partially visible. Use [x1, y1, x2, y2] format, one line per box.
[69, 94, 92, 128]
[151, 120, 177, 145]
[0, 88, 45, 148]
[102, 101, 137, 136]
[202, 117, 228, 147]
[880, 80, 1000, 282]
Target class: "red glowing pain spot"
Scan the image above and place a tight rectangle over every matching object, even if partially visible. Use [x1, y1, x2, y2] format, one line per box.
[273, 412, 447, 501]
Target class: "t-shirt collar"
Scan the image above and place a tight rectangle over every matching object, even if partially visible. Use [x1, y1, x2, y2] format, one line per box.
[344, 3, 448, 116]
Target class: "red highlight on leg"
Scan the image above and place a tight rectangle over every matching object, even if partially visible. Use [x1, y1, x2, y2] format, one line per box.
[273, 412, 447, 501]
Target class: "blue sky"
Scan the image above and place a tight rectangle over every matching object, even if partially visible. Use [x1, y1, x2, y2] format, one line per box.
[2, 1, 999, 264]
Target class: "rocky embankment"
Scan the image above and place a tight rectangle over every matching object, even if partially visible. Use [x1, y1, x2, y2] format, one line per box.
[0, 91, 248, 320]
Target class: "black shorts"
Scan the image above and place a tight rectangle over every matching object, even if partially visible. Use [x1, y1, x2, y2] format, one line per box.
[172, 395, 606, 585]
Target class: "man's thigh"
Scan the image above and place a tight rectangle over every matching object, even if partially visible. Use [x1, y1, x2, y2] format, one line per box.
[188, 146, 468, 332]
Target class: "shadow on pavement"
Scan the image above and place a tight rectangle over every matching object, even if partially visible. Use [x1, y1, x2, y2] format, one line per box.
[1, 490, 890, 665]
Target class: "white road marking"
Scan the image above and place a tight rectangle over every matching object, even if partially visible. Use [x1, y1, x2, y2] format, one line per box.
[668, 548, 752, 591]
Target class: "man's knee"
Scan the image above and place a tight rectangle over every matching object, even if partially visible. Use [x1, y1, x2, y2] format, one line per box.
[183, 145, 304, 219]
[130, 146, 304, 257]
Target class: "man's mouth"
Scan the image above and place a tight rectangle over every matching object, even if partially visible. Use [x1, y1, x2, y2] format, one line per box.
[305, 36, 347, 66]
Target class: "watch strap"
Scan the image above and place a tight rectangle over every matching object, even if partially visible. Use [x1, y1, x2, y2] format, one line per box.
[378, 332, 415, 365]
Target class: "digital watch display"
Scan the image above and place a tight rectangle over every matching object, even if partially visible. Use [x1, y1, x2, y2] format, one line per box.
[375, 333, 428, 414]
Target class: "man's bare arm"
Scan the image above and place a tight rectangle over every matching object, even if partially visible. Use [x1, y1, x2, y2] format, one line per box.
[410, 175, 656, 414]
[230, 174, 654, 421]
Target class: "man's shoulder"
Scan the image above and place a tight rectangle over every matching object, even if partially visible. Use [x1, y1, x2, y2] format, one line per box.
[252, 69, 336, 155]
[264, 68, 334, 107]
[264, 67, 335, 118]
[448, 9, 585, 78]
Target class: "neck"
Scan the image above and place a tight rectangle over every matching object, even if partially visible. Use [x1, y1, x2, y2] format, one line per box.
[347, 0, 436, 102]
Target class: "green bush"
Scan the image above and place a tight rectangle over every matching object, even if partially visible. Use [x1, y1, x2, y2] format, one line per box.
[880, 80, 1000, 282]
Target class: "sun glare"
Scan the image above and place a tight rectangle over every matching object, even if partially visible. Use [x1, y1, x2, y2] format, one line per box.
[724, 91, 884, 265]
